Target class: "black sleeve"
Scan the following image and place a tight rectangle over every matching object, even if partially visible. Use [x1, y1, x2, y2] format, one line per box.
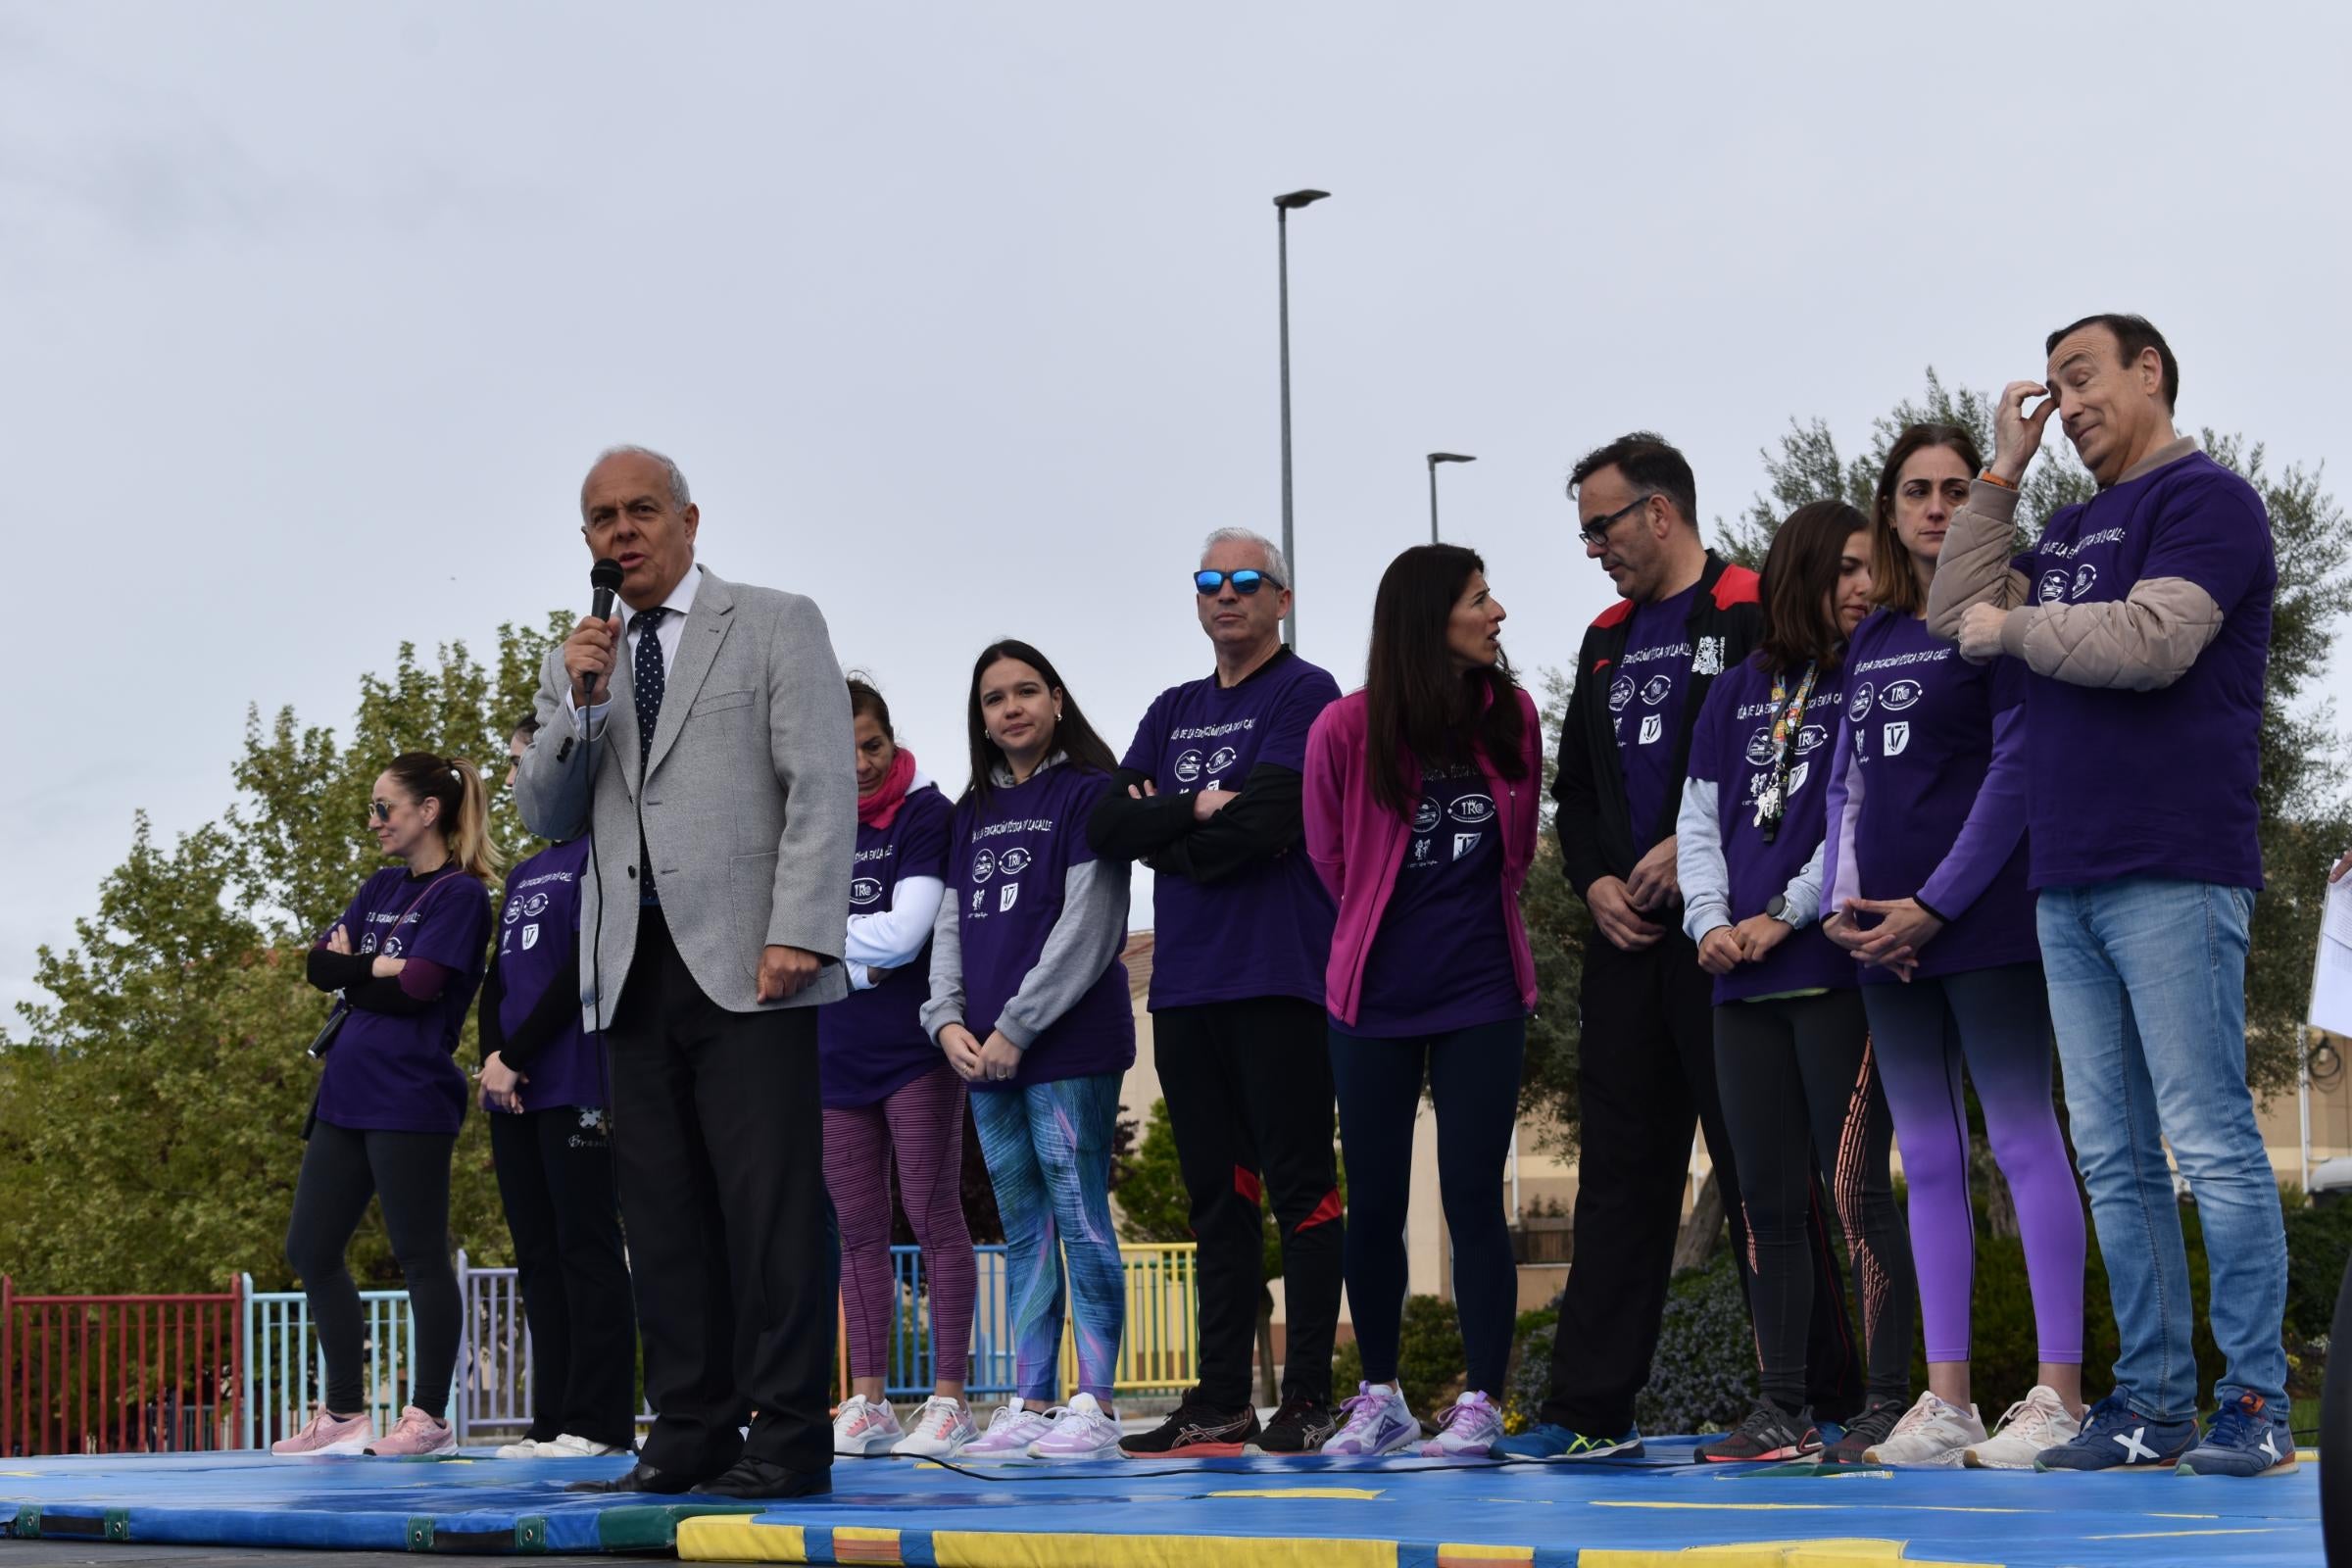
[1554, 638, 1610, 901]
[1144, 763, 1303, 885]
[1086, 766, 1200, 861]
[496, 949, 582, 1073]
[345, 976, 435, 1016]
[306, 948, 374, 993]
[477, 955, 509, 1065]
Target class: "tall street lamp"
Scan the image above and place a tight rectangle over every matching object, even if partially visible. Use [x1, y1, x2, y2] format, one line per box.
[1274, 188, 1329, 650]
[1427, 452, 1476, 543]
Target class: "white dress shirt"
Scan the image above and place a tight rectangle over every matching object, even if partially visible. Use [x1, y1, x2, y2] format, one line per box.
[567, 564, 705, 734]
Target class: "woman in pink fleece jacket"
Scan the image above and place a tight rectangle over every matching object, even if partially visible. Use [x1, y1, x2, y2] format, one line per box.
[1302, 543, 1543, 1460]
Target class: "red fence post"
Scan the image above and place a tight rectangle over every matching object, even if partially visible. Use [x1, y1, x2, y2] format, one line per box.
[2, 1274, 13, 1456]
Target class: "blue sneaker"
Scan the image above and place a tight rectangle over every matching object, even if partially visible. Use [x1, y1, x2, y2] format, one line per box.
[2177, 1394, 2297, 1477]
[2033, 1392, 2195, 1472]
[1490, 1421, 1643, 1461]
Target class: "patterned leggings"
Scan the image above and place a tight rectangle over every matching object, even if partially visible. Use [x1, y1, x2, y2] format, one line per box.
[970, 1071, 1126, 1403]
[822, 1064, 977, 1385]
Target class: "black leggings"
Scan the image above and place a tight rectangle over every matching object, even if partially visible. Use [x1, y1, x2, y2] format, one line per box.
[1329, 1015, 1524, 1397]
[1713, 991, 1912, 1410]
[284, 1120, 461, 1419]
[490, 1105, 637, 1446]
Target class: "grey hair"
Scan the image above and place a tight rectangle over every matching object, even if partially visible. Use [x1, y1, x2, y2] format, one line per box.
[581, 444, 692, 516]
[1199, 526, 1291, 587]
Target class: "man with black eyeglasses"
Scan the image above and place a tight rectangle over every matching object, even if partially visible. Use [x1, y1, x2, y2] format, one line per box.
[1497, 431, 1862, 1460]
[1089, 526, 1346, 1457]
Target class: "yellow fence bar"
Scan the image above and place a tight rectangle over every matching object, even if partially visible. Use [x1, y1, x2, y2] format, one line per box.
[1059, 1243, 1199, 1395]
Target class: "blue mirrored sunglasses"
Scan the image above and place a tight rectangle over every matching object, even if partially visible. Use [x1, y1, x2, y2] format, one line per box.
[1195, 568, 1285, 596]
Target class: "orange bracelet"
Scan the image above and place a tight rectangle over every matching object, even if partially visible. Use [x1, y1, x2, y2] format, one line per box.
[1980, 470, 2019, 491]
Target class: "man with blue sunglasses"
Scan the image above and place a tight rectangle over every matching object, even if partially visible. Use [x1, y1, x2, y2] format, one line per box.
[1089, 527, 1346, 1457]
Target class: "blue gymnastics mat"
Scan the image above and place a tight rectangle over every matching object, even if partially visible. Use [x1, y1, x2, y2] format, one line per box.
[0, 1444, 2324, 1565]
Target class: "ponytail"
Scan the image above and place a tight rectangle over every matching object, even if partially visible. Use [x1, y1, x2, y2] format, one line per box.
[384, 751, 504, 880]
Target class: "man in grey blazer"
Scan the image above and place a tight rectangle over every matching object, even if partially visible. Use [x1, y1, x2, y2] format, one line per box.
[517, 445, 855, 1498]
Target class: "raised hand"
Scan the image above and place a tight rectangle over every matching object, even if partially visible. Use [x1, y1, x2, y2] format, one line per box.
[1989, 379, 2057, 485]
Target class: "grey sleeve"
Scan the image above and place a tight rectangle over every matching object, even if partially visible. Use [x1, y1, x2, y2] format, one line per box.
[1676, 777, 1734, 944]
[1778, 837, 1828, 930]
[917, 880, 966, 1045]
[992, 859, 1131, 1050]
[515, 643, 592, 843]
[1996, 575, 2226, 690]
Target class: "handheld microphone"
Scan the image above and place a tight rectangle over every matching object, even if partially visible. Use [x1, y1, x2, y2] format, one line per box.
[582, 558, 623, 703]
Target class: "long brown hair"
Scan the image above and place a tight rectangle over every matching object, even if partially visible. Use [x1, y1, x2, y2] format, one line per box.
[959, 639, 1118, 808]
[1870, 423, 1983, 616]
[1363, 544, 1528, 819]
[383, 752, 502, 880]
[1755, 502, 1869, 676]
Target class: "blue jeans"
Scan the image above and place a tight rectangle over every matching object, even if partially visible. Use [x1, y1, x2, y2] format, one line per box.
[2037, 877, 2287, 1423]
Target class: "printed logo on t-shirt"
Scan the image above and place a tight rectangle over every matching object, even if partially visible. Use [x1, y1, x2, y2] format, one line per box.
[381, 936, 405, 958]
[850, 876, 883, 906]
[1208, 745, 1240, 773]
[1693, 635, 1725, 676]
[1412, 798, 1443, 833]
[1788, 760, 1810, 796]
[1449, 793, 1496, 825]
[1849, 681, 1876, 721]
[1744, 727, 1774, 765]
[1609, 675, 1635, 711]
[971, 848, 997, 883]
[503, 901, 522, 925]
[1641, 674, 1673, 706]
[2037, 569, 2070, 605]
[999, 883, 1020, 912]
[970, 888, 986, 911]
[1881, 679, 1923, 712]
[1409, 836, 1434, 865]
[1884, 721, 1911, 758]
[1454, 831, 1482, 860]
[1173, 750, 1204, 784]
[521, 923, 541, 951]
[1638, 713, 1664, 745]
[523, 893, 550, 917]
[1000, 848, 1033, 876]
[1796, 723, 1827, 755]
[2072, 564, 2098, 599]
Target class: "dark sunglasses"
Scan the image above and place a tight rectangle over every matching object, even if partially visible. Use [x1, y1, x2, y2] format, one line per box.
[369, 801, 396, 823]
[1195, 568, 1285, 596]
[1578, 494, 1653, 549]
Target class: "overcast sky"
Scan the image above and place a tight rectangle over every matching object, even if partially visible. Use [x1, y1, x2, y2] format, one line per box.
[6, 2, 2349, 1020]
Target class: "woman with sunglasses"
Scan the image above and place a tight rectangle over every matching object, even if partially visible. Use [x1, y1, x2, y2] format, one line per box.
[274, 752, 498, 1458]
[1301, 544, 1542, 1458]
[1677, 501, 1913, 1463]
[922, 640, 1135, 1463]
[477, 715, 637, 1462]
[823, 676, 977, 1460]
[1819, 427, 2084, 1468]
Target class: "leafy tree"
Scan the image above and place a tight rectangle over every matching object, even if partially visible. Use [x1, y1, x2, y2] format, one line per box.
[3, 623, 567, 1293]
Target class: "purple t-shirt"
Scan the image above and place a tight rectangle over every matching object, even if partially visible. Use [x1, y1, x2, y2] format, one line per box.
[820, 785, 954, 1109]
[1839, 610, 2038, 982]
[1611, 582, 1701, 851]
[1333, 764, 1523, 1039]
[316, 866, 491, 1135]
[1120, 650, 1339, 1009]
[1688, 657, 1853, 1004]
[2007, 451, 2273, 889]
[493, 839, 602, 1111]
[949, 763, 1137, 1091]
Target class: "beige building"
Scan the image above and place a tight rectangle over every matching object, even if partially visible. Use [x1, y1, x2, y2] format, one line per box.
[1114, 924, 2349, 1367]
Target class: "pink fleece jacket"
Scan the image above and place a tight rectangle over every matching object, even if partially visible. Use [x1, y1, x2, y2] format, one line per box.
[1301, 687, 1544, 1028]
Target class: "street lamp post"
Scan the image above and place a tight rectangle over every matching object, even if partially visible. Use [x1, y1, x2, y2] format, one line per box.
[1274, 188, 1329, 650]
[1427, 452, 1476, 543]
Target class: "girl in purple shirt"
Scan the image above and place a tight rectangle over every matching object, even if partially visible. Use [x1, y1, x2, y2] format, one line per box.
[275, 752, 497, 1459]
[1819, 427, 2086, 1468]
[1677, 503, 1914, 1463]
[921, 641, 1135, 1464]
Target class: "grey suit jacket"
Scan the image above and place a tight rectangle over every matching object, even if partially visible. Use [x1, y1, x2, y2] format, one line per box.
[515, 565, 856, 1029]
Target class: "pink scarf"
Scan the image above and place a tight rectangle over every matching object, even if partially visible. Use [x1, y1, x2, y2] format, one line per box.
[858, 747, 919, 829]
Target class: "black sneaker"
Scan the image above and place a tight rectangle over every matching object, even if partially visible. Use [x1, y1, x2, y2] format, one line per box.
[1258, 1392, 1342, 1454]
[1820, 1396, 1905, 1465]
[1694, 1400, 1821, 1463]
[1118, 1393, 1261, 1457]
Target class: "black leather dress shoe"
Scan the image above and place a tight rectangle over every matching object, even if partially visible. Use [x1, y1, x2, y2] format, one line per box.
[688, 1456, 831, 1499]
[566, 1461, 698, 1494]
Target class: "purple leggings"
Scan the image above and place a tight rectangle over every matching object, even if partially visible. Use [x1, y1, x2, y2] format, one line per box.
[1863, 961, 2084, 1366]
[822, 1064, 976, 1384]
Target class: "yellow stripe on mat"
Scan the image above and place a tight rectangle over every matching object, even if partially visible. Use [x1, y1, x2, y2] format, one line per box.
[1435, 1545, 1534, 1567]
[676, 1517, 808, 1562]
[931, 1533, 1398, 1567]
[1580, 1540, 2001, 1568]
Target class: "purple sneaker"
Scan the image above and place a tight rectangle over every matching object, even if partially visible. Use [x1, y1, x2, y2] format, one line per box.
[1420, 1391, 1504, 1457]
[1320, 1382, 1421, 1456]
[962, 1400, 1054, 1461]
[1025, 1393, 1124, 1463]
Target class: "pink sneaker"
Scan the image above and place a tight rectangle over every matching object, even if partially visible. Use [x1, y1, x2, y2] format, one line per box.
[271, 1404, 372, 1456]
[365, 1405, 457, 1456]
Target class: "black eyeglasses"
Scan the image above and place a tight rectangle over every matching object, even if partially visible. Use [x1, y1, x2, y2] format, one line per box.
[1578, 494, 1653, 549]
[1195, 569, 1285, 596]
[369, 801, 395, 822]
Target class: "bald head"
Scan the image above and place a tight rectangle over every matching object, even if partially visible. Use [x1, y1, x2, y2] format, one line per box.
[579, 446, 700, 610]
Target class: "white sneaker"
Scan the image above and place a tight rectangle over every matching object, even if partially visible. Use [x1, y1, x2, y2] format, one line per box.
[1321, 1382, 1421, 1456]
[1419, 1391, 1505, 1457]
[1864, 1391, 1984, 1468]
[893, 1396, 979, 1458]
[1026, 1392, 1124, 1463]
[962, 1399, 1054, 1461]
[541, 1433, 632, 1458]
[493, 1437, 546, 1459]
[832, 1394, 906, 1456]
[1965, 1386, 2082, 1470]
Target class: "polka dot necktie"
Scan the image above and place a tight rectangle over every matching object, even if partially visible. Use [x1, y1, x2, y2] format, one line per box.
[631, 607, 669, 905]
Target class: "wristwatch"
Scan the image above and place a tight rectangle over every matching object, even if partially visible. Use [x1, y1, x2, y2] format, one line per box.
[1765, 894, 1788, 920]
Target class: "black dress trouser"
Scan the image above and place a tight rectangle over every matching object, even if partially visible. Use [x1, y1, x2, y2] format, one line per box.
[1153, 997, 1345, 1409]
[488, 1103, 639, 1448]
[1539, 927, 1864, 1435]
[607, 906, 838, 1481]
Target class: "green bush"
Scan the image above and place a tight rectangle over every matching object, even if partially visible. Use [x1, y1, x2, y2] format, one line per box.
[2284, 1199, 2352, 1343]
[1633, 1251, 1759, 1435]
